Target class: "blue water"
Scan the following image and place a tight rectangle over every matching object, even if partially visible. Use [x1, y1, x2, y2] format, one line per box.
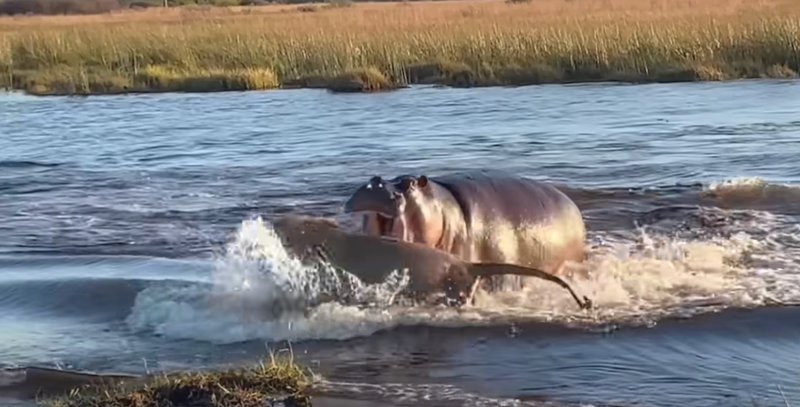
[1, 80, 800, 407]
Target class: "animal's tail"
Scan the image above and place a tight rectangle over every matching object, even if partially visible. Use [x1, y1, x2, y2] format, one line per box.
[468, 263, 592, 310]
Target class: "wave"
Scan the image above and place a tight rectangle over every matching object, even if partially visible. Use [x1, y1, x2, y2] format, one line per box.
[700, 177, 800, 213]
[561, 176, 800, 211]
[313, 378, 579, 407]
[0, 254, 212, 326]
[0, 160, 61, 169]
[124, 202, 800, 344]
[0, 277, 202, 323]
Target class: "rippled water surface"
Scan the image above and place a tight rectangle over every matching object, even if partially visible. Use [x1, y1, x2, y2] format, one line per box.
[1, 80, 800, 407]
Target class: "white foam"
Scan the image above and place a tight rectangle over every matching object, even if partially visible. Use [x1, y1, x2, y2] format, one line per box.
[707, 176, 771, 191]
[473, 228, 754, 324]
[127, 216, 499, 343]
[126, 209, 800, 343]
[705, 176, 800, 202]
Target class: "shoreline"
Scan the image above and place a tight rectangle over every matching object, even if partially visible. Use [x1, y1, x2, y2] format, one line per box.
[2, 0, 798, 97]
[3, 69, 799, 97]
[2, 76, 798, 99]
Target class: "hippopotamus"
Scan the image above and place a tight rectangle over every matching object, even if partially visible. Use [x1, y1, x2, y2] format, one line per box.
[343, 171, 587, 291]
[270, 214, 591, 309]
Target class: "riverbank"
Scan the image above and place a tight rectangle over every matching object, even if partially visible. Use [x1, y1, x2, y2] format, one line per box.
[39, 354, 313, 407]
[1, 0, 798, 96]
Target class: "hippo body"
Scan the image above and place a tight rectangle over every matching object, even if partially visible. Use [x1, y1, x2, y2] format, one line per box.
[345, 171, 587, 280]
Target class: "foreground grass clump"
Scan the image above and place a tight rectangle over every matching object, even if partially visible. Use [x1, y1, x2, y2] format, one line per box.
[1, 0, 799, 96]
[43, 354, 313, 407]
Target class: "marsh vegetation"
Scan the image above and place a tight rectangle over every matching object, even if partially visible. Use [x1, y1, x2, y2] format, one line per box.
[1, 0, 798, 95]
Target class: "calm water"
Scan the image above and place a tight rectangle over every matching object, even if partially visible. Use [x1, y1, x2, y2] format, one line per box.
[1, 80, 800, 407]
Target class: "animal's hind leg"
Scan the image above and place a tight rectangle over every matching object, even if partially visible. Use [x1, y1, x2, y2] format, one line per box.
[466, 276, 482, 306]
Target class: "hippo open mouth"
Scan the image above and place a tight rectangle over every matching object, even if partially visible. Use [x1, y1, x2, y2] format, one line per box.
[344, 176, 402, 236]
[358, 212, 396, 235]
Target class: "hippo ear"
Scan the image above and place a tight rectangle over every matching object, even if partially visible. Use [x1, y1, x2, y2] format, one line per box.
[418, 175, 429, 188]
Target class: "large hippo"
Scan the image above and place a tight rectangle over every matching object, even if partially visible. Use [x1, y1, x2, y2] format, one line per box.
[271, 214, 591, 309]
[343, 171, 587, 290]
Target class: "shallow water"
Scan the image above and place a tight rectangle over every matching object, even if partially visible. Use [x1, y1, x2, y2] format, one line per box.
[1, 80, 800, 407]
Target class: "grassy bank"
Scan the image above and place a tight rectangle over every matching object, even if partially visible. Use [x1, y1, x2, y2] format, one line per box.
[41, 354, 313, 407]
[1, 0, 799, 96]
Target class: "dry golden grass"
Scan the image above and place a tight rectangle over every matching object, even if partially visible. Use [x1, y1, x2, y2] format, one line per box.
[1, 0, 799, 95]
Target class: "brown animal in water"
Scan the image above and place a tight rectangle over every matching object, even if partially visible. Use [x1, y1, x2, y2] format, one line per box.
[271, 214, 591, 309]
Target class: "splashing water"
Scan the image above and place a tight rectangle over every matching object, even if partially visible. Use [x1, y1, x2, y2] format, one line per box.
[126, 207, 800, 343]
[126, 216, 421, 343]
[477, 205, 800, 327]
[702, 176, 800, 213]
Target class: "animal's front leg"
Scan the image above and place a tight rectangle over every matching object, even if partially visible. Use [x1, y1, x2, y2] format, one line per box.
[466, 277, 481, 306]
[306, 245, 355, 305]
[447, 239, 483, 305]
[310, 244, 332, 263]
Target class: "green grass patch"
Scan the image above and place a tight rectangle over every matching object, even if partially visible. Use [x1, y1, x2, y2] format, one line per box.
[7, 65, 279, 95]
[136, 65, 279, 92]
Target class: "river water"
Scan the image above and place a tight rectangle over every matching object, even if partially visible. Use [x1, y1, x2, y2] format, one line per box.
[1, 80, 799, 407]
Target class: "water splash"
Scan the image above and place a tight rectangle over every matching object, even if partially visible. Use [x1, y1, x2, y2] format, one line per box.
[475, 227, 755, 325]
[126, 207, 800, 343]
[126, 216, 419, 344]
[702, 177, 800, 212]
[479, 205, 800, 325]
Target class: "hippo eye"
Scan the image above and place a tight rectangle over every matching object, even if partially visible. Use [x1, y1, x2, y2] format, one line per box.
[366, 183, 372, 190]
[378, 183, 383, 188]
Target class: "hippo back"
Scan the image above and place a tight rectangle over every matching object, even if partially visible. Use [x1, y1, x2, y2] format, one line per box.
[433, 172, 575, 225]
[432, 171, 586, 270]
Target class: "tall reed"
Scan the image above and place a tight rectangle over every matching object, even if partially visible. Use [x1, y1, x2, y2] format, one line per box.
[1, 0, 798, 95]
